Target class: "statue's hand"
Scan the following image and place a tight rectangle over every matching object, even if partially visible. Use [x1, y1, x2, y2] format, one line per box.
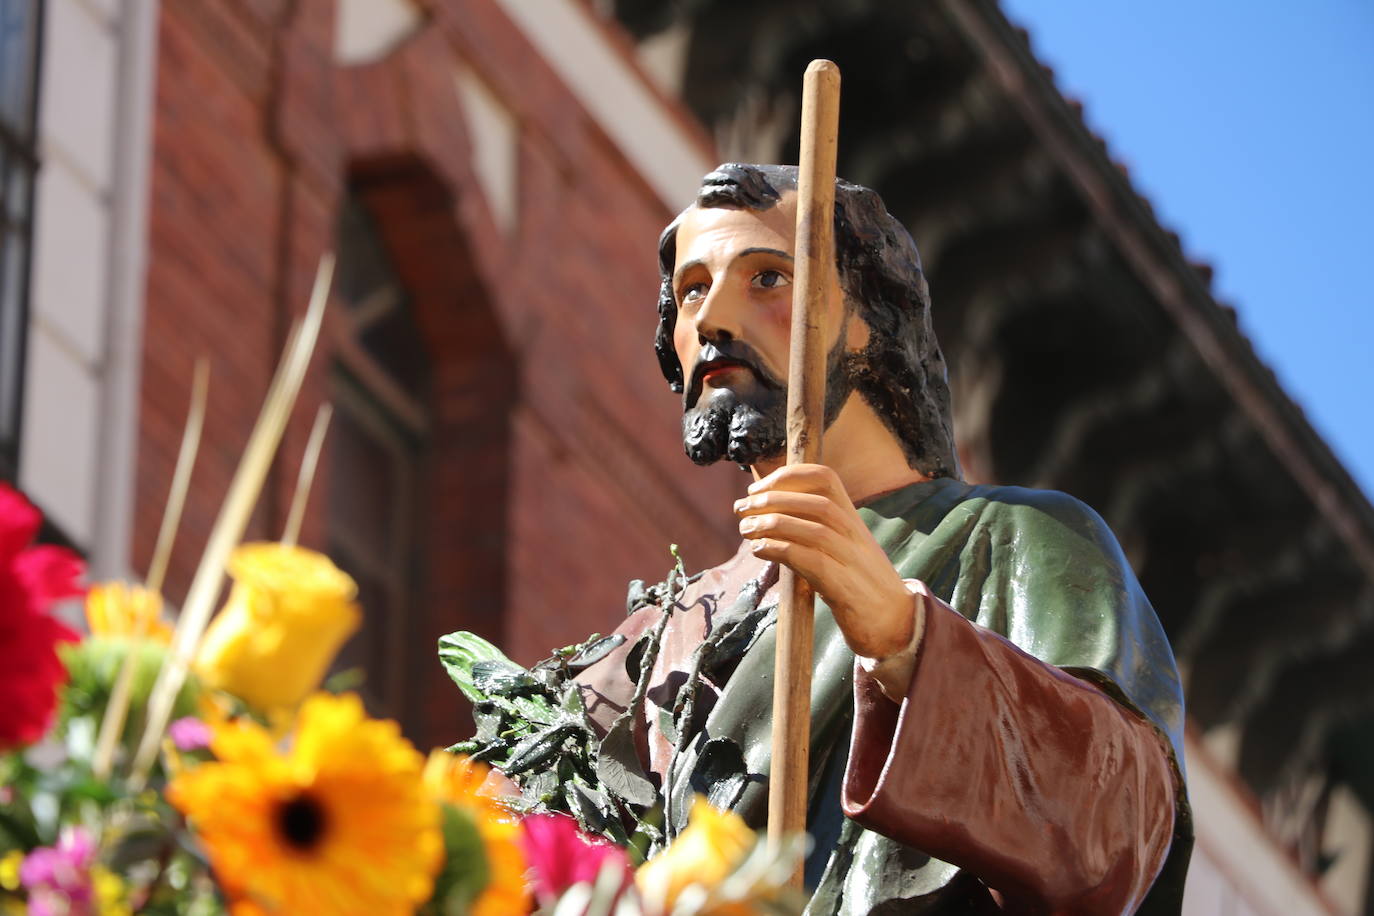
[735, 463, 918, 660]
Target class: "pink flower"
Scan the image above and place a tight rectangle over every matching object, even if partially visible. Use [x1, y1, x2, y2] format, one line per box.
[20, 827, 97, 916]
[519, 813, 632, 905]
[0, 483, 84, 751]
[168, 716, 212, 751]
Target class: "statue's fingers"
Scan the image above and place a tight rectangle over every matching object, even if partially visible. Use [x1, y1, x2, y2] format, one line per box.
[734, 491, 845, 528]
[738, 513, 845, 560]
[746, 537, 837, 590]
[747, 463, 846, 501]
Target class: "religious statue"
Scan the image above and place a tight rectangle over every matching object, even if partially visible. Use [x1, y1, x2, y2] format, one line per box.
[449, 163, 1191, 915]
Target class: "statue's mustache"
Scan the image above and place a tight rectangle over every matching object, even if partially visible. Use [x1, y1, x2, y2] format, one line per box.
[684, 341, 785, 409]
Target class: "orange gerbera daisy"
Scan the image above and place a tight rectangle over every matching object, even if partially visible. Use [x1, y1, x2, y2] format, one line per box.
[423, 751, 531, 916]
[167, 693, 442, 915]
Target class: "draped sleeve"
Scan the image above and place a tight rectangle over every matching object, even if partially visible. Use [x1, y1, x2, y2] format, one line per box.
[842, 482, 1192, 914]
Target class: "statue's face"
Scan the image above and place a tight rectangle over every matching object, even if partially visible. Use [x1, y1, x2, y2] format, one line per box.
[670, 194, 860, 466]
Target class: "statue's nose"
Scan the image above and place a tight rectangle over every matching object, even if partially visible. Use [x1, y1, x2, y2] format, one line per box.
[692, 285, 745, 344]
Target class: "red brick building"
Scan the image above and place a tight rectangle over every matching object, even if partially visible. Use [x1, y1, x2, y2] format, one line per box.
[132, 0, 751, 745]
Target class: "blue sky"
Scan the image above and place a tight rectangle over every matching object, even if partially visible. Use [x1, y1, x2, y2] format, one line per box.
[998, 0, 1374, 498]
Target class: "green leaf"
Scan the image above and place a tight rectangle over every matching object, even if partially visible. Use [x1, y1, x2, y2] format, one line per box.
[437, 631, 516, 703]
[430, 804, 488, 915]
[60, 775, 121, 807]
[560, 633, 626, 672]
[0, 805, 40, 849]
[470, 660, 542, 697]
[504, 721, 583, 775]
[657, 706, 679, 746]
[60, 639, 202, 730]
[322, 667, 365, 693]
[561, 684, 589, 717]
[596, 717, 656, 808]
[521, 769, 559, 806]
[481, 693, 554, 728]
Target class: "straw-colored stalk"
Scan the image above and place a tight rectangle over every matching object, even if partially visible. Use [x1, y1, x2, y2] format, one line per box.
[91, 359, 209, 781]
[280, 403, 333, 548]
[128, 255, 335, 787]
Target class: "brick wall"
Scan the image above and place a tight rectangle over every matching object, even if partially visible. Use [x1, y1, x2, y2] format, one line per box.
[137, 0, 741, 748]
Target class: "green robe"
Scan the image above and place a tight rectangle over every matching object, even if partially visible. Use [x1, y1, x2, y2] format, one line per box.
[582, 477, 1190, 914]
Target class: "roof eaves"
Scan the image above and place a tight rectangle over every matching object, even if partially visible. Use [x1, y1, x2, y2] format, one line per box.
[942, 0, 1374, 581]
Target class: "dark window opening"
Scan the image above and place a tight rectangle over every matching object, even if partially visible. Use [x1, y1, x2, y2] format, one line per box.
[329, 192, 433, 731]
[0, 0, 44, 481]
[330, 161, 516, 751]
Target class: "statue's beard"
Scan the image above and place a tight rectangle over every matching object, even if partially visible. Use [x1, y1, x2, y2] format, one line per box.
[681, 338, 856, 468]
[683, 384, 786, 467]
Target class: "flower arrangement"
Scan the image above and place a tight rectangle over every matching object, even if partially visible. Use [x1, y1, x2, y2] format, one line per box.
[0, 484, 803, 913]
[0, 260, 806, 914]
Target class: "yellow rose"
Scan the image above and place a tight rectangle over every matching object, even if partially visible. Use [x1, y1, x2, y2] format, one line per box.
[636, 797, 757, 913]
[86, 582, 173, 645]
[195, 543, 360, 713]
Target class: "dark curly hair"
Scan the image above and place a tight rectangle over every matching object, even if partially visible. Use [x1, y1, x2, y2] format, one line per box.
[654, 163, 959, 480]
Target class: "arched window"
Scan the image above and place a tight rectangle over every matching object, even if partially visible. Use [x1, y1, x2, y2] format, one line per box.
[330, 162, 515, 749]
[329, 192, 433, 727]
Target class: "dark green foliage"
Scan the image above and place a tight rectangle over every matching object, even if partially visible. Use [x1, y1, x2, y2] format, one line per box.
[438, 548, 696, 855]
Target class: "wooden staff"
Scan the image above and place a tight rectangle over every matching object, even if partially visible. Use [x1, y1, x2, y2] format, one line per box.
[768, 59, 841, 881]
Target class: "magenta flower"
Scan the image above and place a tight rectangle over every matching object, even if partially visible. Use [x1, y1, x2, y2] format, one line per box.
[168, 716, 212, 751]
[20, 827, 97, 916]
[519, 813, 632, 905]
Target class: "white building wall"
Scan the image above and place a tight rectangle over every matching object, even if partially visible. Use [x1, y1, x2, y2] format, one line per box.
[1184, 734, 1339, 916]
[492, 0, 712, 211]
[20, 0, 156, 578]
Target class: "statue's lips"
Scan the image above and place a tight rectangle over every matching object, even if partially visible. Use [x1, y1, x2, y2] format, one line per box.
[687, 357, 756, 406]
[701, 362, 748, 384]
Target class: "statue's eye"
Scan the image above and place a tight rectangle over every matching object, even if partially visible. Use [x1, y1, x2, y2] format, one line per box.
[752, 270, 791, 290]
[681, 282, 708, 304]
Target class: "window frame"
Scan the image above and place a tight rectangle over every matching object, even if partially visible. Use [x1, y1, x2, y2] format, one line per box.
[0, 0, 46, 482]
[326, 190, 434, 731]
